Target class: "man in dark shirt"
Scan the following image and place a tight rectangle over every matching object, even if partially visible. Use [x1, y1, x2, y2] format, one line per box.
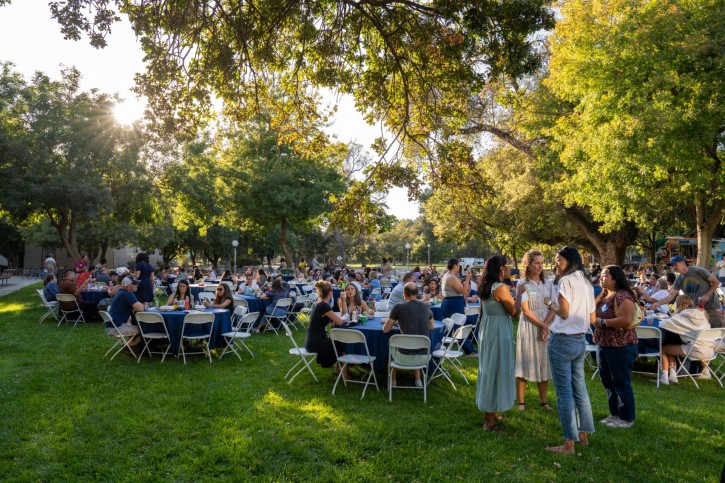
[106, 276, 145, 350]
[58, 269, 96, 320]
[383, 282, 434, 387]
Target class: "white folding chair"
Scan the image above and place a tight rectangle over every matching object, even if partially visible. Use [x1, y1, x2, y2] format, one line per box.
[286, 296, 307, 330]
[198, 292, 214, 303]
[170, 282, 178, 294]
[429, 324, 473, 390]
[674, 328, 725, 389]
[135, 312, 171, 363]
[203, 285, 217, 293]
[367, 288, 381, 302]
[55, 293, 86, 327]
[374, 299, 389, 312]
[233, 297, 249, 310]
[180, 312, 215, 364]
[382, 287, 392, 299]
[464, 306, 481, 345]
[330, 328, 379, 399]
[634, 326, 663, 388]
[37, 289, 59, 324]
[388, 334, 431, 403]
[261, 298, 293, 335]
[100, 311, 136, 361]
[221, 311, 258, 361]
[441, 313, 467, 351]
[585, 326, 600, 380]
[301, 285, 314, 295]
[711, 334, 725, 386]
[282, 321, 318, 383]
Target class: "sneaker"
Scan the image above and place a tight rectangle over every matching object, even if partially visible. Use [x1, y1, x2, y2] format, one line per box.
[600, 415, 620, 425]
[414, 379, 423, 388]
[612, 419, 634, 429]
[659, 372, 670, 385]
[669, 368, 679, 384]
[700, 368, 712, 379]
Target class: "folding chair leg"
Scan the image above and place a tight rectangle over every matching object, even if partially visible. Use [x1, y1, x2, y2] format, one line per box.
[332, 363, 348, 395]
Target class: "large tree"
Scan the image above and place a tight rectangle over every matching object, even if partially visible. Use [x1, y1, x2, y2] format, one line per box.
[0, 63, 151, 261]
[544, 0, 725, 267]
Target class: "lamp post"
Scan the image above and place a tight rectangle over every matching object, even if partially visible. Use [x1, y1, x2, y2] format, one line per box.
[232, 240, 239, 277]
[405, 243, 411, 268]
[427, 243, 431, 267]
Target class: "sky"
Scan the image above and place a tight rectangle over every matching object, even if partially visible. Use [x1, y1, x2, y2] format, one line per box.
[0, 0, 420, 220]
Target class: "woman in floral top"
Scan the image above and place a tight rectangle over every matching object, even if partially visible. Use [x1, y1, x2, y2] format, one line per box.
[593, 265, 639, 429]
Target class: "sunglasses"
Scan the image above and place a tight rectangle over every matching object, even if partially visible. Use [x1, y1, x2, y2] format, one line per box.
[216, 288, 224, 292]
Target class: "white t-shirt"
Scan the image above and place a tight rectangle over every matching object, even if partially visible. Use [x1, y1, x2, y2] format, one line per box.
[549, 271, 595, 335]
[717, 260, 725, 278]
[651, 289, 670, 313]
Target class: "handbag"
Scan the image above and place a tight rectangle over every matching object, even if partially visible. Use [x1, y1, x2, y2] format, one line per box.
[614, 293, 644, 329]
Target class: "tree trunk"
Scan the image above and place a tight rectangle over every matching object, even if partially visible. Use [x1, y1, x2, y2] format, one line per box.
[50, 207, 81, 261]
[694, 193, 725, 268]
[279, 217, 293, 268]
[334, 228, 345, 265]
[559, 205, 638, 266]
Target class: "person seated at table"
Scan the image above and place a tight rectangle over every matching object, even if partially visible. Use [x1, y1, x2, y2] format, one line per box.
[355, 272, 365, 286]
[383, 282, 435, 387]
[204, 283, 234, 316]
[641, 278, 670, 313]
[338, 283, 374, 317]
[94, 267, 111, 285]
[466, 275, 483, 304]
[345, 272, 362, 291]
[76, 266, 93, 288]
[207, 267, 218, 281]
[236, 273, 260, 295]
[363, 271, 382, 301]
[332, 270, 344, 287]
[220, 269, 233, 282]
[167, 279, 192, 307]
[412, 266, 422, 280]
[193, 267, 204, 282]
[304, 280, 348, 374]
[256, 278, 290, 331]
[422, 278, 442, 304]
[658, 295, 714, 385]
[58, 269, 96, 320]
[256, 268, 268, 287]
[389, 272, 415, 311]
[43, 273, 59, 302]
[106, 276, 145, 353]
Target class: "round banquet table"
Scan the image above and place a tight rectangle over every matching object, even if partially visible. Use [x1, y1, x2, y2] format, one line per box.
[338, 317, 445, 372]
[142, 307, 231, 355]
[81, 290, 111, 304]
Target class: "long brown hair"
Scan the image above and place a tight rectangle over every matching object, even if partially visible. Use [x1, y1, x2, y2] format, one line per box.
[522, 250, 544, 283]
[596, 265, 638, 304]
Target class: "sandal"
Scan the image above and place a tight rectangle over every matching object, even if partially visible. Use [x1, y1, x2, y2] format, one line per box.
[540, 402, 553, 411]
[483, 424, 506, 434]
[518, 403, 526, 411]
[495, 414, 506, 421]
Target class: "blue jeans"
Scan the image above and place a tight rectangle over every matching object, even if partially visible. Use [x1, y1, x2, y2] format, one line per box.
[548, 333, 595, 441]
[598, 344, 637, 422]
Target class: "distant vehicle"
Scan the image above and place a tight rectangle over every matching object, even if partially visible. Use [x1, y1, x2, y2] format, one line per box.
[458, 258, 485, 271]
[655, 237, 725, 266]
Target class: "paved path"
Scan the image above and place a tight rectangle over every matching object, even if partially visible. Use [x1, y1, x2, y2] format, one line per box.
[0, 277, 41, 298]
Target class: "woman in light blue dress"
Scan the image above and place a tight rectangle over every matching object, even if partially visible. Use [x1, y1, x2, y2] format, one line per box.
[476, 255, 519, 432]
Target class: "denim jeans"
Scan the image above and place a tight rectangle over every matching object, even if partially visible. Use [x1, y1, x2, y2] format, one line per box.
[598, 343, 637, 422]
[548, 333, 595, 441]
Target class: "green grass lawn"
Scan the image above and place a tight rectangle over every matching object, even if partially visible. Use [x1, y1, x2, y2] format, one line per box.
[1, 285, 723, 481]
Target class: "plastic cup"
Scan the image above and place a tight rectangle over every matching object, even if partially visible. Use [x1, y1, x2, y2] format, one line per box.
[360, 315, 367, 323]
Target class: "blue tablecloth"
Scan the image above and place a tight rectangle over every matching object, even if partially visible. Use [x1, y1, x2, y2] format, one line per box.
[81, 290, 111, 304]
[234, 295, 272, 324]
[339, 317, 445, 372]
[142, 308, 231, 355]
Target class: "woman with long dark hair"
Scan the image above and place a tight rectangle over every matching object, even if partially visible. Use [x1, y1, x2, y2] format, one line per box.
[133, 252, 155, 304]
[167, 279, 192, 307]
[305, 281, 346, 370]
[594, 265, 639, 428]
[205, 282, 235, 316]
[544, 246, 596, 454]
[476, 255, 518, 433]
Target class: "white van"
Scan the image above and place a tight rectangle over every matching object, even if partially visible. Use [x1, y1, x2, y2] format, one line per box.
[458, 258, 485, 271]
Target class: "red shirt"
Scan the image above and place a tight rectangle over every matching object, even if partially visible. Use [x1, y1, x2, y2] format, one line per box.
[594, 290, 639, 348]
